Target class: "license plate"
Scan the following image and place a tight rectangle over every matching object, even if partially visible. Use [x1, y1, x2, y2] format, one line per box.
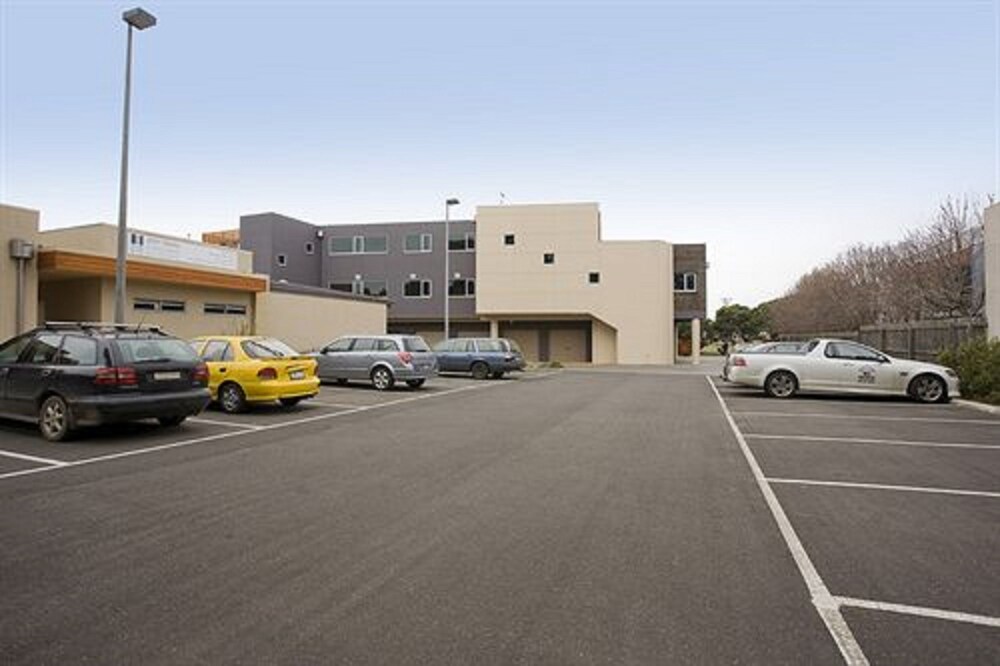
[153, 371, 181, 381]
[290, 370, 305, 380]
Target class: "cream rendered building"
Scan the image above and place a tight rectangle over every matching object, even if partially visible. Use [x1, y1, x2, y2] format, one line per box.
[475, 203, 674, 364]
[986, 203, 999, 339]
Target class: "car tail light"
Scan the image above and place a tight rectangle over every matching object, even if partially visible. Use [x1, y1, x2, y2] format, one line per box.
[731, 356, 747, 367]
[504, 354, 514, 361]
[94, 366, 139, 386]
[257, 367, 278, 381]
[192, 362, 209, 385]
[398, 351, 413, 365]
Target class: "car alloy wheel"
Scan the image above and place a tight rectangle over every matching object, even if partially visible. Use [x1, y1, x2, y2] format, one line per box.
[766, 371, 797, 399]
[372, 367, 393, 391]
[471, 362, 490, 380]
[39, 395, 71, 442]
[220, 384, 246, 413]
[911, 375, 945, 403]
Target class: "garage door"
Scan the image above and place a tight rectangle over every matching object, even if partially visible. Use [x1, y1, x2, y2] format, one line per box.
[503, 329, 540, 362]
[549, 328, 589, 363]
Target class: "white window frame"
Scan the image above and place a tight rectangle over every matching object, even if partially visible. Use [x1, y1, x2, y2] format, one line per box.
[276, 253, 288, 267]
[304, 241, 315, 255]
[449, 231, 475, 252]
[674, 272, 697, 293]
[403, 279, 433, 299]
[448, 278, 475, 298]
[404, 232, 433, 254]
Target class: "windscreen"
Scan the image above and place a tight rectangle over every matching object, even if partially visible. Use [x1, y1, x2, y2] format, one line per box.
[116, 338, 198, 364]
[402, 337, 431, 352]
[242, 338, 299, 359]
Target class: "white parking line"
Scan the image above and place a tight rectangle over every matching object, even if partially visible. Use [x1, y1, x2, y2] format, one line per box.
[732, 412, 1000, 425]
[744, 434, 1000, 451]
[188, 417, 264, 430]
[0, 449, 68, 467]
[0, 376, 555, 483]
[308, 401, 367, 409]
[766, 478, 1000, 499]
[834, 596, 1000, 628]
[706, 377, 869, 665]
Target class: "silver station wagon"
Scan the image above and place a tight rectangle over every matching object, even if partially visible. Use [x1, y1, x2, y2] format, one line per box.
[313, 335, 438, 390]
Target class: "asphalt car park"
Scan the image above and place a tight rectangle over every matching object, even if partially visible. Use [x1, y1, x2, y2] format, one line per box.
[1, 366, 996, 664]
[712, 378, 1000, 664]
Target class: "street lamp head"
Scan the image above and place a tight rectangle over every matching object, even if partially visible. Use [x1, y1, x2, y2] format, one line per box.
[123, 7, 157, 30]
[445, 198, 460, 206]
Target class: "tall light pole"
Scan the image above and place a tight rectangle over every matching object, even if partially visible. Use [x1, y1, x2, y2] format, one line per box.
[114, 7, 157, 323]
[443, 197, 460, 340]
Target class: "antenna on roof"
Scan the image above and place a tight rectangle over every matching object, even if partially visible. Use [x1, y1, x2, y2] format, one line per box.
[499, 192, 507, 205]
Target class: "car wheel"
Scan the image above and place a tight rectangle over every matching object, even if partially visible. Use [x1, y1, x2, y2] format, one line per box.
[219, 382, 247, 413]
[490, 371, 505, 380]
[471, 362, 490, 380]
[335, 378, 348, 386]
[764, 370, 798, 399]
[158, 415, 187, 427]
[39, 395, 73, 442]
[279, 397, 303, 408]
[371, 366, 395, 391]
[909, 374, 947, 404]
[405, 379, 425, 389]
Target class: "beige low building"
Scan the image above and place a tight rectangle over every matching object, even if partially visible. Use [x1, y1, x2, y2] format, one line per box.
[0, 203, 387, 348]
[475, 203, 675, 364]
[0, 204, 42, 341]
[986, 203, 1000, 340]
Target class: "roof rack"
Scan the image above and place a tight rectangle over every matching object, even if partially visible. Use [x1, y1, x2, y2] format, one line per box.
[42, 321, 167, 335]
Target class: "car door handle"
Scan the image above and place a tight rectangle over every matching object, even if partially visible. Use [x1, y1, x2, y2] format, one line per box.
[41, 369, 54, 377]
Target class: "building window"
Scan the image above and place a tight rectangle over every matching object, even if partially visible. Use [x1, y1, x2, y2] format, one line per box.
[504, 234, 515, 246]
[329, 235, 388, 255]
[404, 233, 433, 253]
[329, 282, 353, 293]
[403, 279, 432, 298]
[276, 254, 287, 267]
[359, 279, 388, 297]
[544, 253, 555, 264]
[204, 303, 247, 315]
[589, 272, 600, 284]
[674, 272, 697, 292]
[449, 278, 475, 297]
[159, 300, 186, 312]
[133, 298, 158, 311]
[304, 242, 315, 255]
[449, 232, 475, 252]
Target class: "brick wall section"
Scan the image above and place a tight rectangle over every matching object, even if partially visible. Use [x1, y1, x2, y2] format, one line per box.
[673, 243, 706, 320]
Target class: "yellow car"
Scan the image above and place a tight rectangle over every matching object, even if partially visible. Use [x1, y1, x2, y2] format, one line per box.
[189, 336, 320, 413]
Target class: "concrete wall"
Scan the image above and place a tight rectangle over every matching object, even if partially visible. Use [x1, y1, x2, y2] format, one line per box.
[241, 213, 323, 286]
[39, 278, 104, 323]
[254, 289, 387, 352]
[475, 203, 674, 364]
[986, 203, 1000, 340]
[0, 204, 41, 339]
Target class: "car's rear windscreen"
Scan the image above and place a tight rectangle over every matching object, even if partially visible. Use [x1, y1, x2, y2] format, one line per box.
[402, 337, 431, 352]
[116, 338, 199, 364]
[242, 338, 299, 359]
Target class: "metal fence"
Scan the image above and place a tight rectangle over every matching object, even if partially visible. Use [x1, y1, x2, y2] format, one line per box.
[778, 318, 987, 362]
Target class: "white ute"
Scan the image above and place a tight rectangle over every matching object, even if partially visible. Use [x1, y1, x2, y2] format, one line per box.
[724, 338, 960, 403]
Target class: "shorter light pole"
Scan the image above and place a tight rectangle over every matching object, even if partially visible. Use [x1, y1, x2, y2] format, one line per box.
[443, 197, 460, 340]
[114, 7, 157, 323]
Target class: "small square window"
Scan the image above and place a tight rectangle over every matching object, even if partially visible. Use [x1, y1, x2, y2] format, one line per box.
[504, 234, 515, 246]
[543, 253, 555, 264]
[276, 254, 287, 267]
[304, 242, 315, 255]
[589, 272, 600, 284]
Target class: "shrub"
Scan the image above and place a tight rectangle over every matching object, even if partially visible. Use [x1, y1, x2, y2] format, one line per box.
[939, 337, 1000, 405]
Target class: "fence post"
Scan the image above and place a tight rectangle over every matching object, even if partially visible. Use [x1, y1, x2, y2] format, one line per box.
[907, 325, 916, 360]
[880, 327, 887, 352]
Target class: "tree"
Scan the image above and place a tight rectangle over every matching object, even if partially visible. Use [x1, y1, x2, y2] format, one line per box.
[713, 303, 771, 344]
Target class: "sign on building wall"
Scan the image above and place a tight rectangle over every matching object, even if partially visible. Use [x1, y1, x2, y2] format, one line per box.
[128, 231, 239, 271]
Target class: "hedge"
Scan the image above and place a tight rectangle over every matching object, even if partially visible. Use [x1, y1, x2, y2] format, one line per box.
[939, 337, 1000, 405]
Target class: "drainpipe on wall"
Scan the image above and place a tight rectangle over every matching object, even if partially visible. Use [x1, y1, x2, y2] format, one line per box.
[9, 238, 36, 334]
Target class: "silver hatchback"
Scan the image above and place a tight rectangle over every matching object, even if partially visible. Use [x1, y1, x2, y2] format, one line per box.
[313, 335, 438, 390]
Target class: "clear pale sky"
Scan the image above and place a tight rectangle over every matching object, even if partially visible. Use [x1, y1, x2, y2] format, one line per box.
[2, 0, 997, 315]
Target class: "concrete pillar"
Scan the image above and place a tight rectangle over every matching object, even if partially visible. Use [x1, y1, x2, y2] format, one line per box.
[986, 203, 999, 340]
[488, 318, 499, 338]
[691, 317, 701, 365]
